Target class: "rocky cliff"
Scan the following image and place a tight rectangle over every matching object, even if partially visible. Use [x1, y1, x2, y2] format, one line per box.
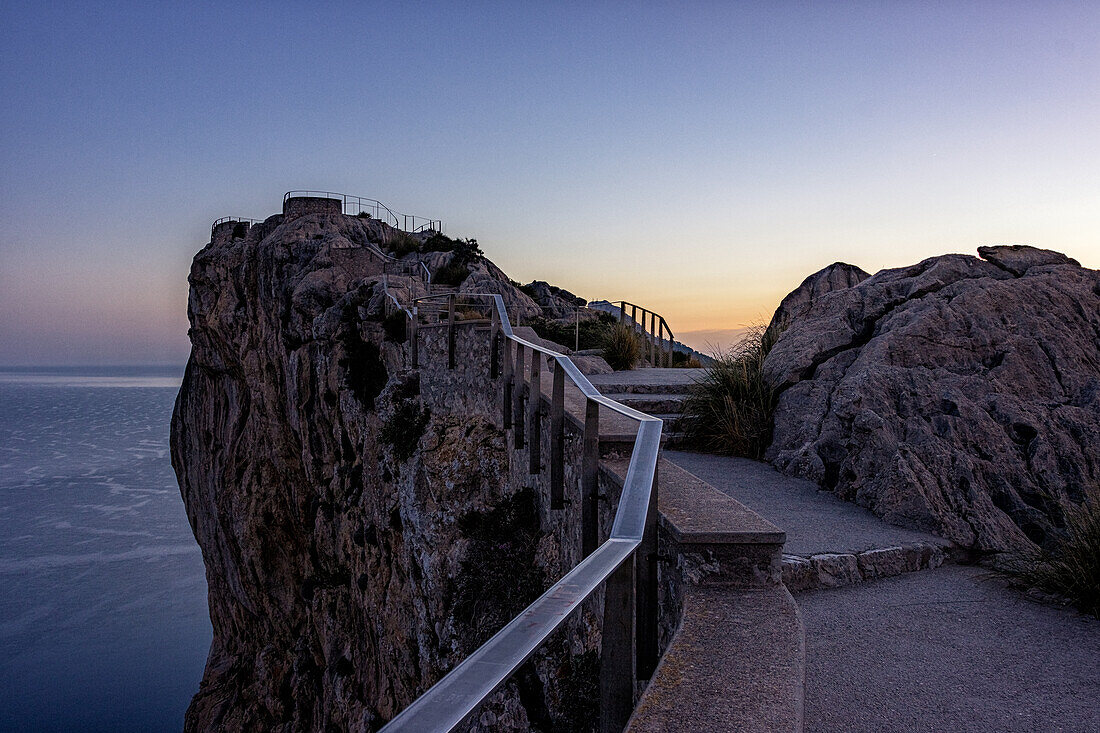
[763, 245, 1100, 552]
[171, 210, 599, 731]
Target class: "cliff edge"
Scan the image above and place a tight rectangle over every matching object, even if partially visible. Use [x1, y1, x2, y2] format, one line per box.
[172, 210, 597, 730]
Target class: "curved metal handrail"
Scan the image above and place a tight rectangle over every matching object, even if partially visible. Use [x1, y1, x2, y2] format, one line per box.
[381, 291, 661, 732]
[210, 217, 262, 235]
[283, 190, 442, 233]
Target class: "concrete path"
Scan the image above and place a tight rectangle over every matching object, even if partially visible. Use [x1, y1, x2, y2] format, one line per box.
[799, 564, 1100, 732]
[662, 451, 947, 557]
[664, 450, 1100, 731]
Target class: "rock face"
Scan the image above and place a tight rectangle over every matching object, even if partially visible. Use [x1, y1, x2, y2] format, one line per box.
[765, 262, 870, 338]
[172, 209, 597, 730]
[763, 246, 1100, 552]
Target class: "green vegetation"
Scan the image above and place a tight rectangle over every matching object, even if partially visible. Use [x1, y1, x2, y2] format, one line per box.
[454, 487, 545, 647]
[339, 305, 388, 409]
[680, 325, 780, 459]
[602, 322, 643, 371]
[388, 232, 421, 257]
[528, 312, 617, 352]
[432, 259, 471, 287]
[551, 650, 600, 732]
[429, 237, 483, 287]
[356, 211, 372, 219]
[671, 349, 702, 368]
[1001, 486, 1100, 618]
[382, 310, 407, 343]
[421, 232, 458, 253]
[380, 378, 429, 463]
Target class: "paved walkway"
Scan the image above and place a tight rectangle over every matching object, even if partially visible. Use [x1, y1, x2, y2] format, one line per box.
[663, 451, 946, 557]
[799, 565, 1100, 732]
[664, 450, 1100, 731]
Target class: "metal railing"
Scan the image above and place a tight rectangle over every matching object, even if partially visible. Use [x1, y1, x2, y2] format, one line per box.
[210, 217, 262, 236]
[282, 190, 444, 233]
[380, 291, 662, 733]
[618, 301, 676, 368]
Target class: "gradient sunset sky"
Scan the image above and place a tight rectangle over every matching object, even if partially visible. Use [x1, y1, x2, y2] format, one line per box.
[2, 1, 1098, 365]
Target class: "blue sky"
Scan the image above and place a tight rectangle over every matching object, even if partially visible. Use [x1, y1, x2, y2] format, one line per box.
[2, 1, 1098, 364]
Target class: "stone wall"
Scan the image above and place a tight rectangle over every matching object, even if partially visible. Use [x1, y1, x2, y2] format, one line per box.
[284, 195, 343, 220]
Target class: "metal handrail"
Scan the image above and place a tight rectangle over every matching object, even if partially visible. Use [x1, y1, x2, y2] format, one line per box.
[381, 291, 661, 732]
[283, 190, 443, 233]
[210, 217, 262, 235]
[618, 300, 676, 367]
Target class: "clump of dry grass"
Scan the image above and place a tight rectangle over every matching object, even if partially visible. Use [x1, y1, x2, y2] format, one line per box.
[1000, 486, 1100, 618]
[603, 322, 642, 371]
[679, 325, 780, 459]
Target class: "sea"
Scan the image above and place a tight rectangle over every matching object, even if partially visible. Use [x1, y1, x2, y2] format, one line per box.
[0, 366, 211, 732]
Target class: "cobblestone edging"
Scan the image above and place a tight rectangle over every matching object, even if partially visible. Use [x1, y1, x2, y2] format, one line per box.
[782, 542, 949, 592]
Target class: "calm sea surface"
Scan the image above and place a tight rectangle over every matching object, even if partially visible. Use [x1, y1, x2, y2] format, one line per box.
[0, 367, 210, 732]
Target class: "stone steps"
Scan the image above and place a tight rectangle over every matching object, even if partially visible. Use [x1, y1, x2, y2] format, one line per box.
[601, 393, 688, 415]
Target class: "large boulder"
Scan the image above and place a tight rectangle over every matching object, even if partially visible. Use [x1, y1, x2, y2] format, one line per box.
[763, 246, 1100, 552]
[765, 262, 870, 338]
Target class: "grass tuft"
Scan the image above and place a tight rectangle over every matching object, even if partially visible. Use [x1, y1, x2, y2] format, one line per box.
[602, 322, 642, 371]
[999, 485, 1100, 618]
[679, 325, 780, 459]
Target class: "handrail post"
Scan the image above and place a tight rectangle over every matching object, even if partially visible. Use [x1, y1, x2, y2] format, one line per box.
[410, 307, 419, 369]
[649, 311, 657, 366]
[513, 343, 525, 448]
[502, 335, 513, 429]
[550, 360, 565, 509]
[447, 294, 456, 370]
[636, 461, 659, 680]
[600, 554, 635, 733]
[618, 301, 625, 323]
[581, 397, 599, 557]
[528, 350, 542, 475]
[490, 307, 500, 379]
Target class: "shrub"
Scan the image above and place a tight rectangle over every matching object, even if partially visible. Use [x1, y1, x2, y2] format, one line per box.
[388, 232, 420, 257]
[529, 314, 616, 352]
[671, 350, 702, 368]
[432, 259, 470, 287]
[603, 322, 642, 371]
[356, 211, 372, 219]
[454, 488, 545, 647]
[231, 222, 247, 239]
[1000, 485, 1100, 618]
[381, 395, 430, 463]
[679, 325, 780, 459]
[338, 306, 388, 409]
[422, 232, 458, 253]
[382, 310, 407, 343]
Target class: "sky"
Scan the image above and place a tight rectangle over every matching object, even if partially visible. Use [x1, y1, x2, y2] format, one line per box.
[1, 1, 1098, 364]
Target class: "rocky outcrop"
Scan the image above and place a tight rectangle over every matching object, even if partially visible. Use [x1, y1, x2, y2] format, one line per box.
[522, 280, 586, 320]
[765, 262, 870, 339]
[172, 209, 598, 730]
[763, 246, 1100, 552]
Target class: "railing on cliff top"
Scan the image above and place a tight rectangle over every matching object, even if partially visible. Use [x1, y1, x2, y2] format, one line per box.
[212, 192, 444, 235]
[209, 216, 263, 235]
[380, 291, 662, 733]
[283, 190, 444, 233]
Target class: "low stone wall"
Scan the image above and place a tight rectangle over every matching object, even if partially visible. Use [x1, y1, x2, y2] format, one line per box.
[284, 195, 342, 219]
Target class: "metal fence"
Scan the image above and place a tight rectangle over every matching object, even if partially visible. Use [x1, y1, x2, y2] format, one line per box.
[380, 291, 662, 733]
[282, 190, 443, 233]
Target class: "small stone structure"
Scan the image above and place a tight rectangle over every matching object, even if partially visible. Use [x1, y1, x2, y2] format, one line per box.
[283, 195, 342, 220]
